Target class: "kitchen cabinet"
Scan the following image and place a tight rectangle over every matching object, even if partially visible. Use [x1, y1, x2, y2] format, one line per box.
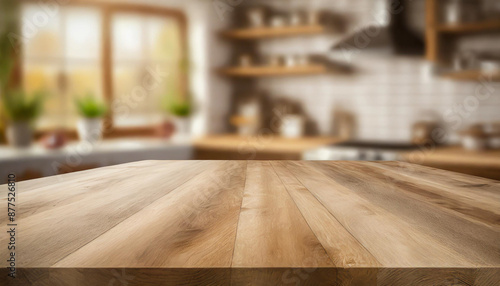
[3, 160, 499, 285]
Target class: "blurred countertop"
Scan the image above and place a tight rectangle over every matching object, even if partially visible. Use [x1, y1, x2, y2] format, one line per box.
[0, 137, 192, 162]
[2, 134, 498, 180]
[401, 146, 500, 180]
[195, 134, 500, 164]
[0, 137, 194, 184]
[401, 146, 500, 169]
[194, 134, 343, 155]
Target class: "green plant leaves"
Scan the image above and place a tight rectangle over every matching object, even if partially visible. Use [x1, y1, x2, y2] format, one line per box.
[163, 96, 191, 117]
[2, 89, 46, 122]
[75, 93, 108, 118]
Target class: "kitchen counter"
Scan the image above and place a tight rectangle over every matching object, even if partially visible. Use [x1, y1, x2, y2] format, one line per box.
[402, 146, 500, 180]
[194, 135, 342, 160]
[2, 160, 499, 285]
[0, 138, 192, 183]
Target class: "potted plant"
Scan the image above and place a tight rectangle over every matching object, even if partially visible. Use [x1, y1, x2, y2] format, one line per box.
[163, 96, 192, 139]
[2, 89, 45, 147]
[75, 93, 107, 143]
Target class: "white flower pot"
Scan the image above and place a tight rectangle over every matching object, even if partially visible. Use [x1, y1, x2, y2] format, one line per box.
[172, 117, 190, 139]
[280, 115, 304, 138]
[6, 121, 33, 148]
[77, 118, 103, 143]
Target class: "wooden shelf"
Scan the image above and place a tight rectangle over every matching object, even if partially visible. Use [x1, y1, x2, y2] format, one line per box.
[219, 65, 330, 77]
[230, 116, 257, 126]
[221, 25, 326, 39]
[441, 70, 500, 81]
[436, 20, 500, 33]
[425, 0, 500, 62]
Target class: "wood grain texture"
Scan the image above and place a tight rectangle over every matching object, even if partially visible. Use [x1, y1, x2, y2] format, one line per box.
[307, 161, 500, 265]
[231, 161, 333, 268]
[280, 161, 494, 267]
[1, 160, 499, 285]
[270, 162, 381, 268]
[56, 161, 247, 268]
[2, 161, 216, 267]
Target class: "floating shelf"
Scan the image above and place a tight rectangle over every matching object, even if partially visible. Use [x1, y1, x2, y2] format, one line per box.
[436, 20, 500, 33]
[221, 25, 326, 39]
[441, 70, 500, 81]
[219, 65, 330, 77]
[426, 0, 500, 62]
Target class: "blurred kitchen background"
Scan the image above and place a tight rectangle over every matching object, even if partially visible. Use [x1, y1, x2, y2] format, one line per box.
[1, 0, 499, 183]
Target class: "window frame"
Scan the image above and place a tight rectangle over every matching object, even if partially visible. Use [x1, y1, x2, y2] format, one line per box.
[19, 0, 188, 138]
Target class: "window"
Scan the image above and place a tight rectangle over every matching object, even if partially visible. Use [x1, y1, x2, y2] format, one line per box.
[22, 6, 103, 129]
[21, 3, 186, 131]
[112, 13, 183, 127]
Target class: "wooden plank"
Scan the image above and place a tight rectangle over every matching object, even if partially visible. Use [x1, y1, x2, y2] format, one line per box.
[376, 268, 477, 286]
[102, 6, 113, 132]
[5, 159, 160, 194]
[55, 161, 247, 267]
[218, 65, 329, 77]
[0, 161, 175, 226]
[475, 268, 500, 286]
[282, 161, 473, 267]
[231, 161, 334, 268]
[1, 268, 231, 286]
[425, 0, 439, 62]
[308, 161, 500, 266]
[437, 19, 500, 33]
[231, 268, 337, 286]
[222, 25, 326, 39]
[270, 161, 381, 268]
[324, 161, 500, 224]
[441, 70, 500, 82]
[366, 161, 500, 218]
[0, 160, 216, 267]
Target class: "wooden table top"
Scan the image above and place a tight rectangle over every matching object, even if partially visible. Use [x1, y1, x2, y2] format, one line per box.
[2, 160, 500, 285]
